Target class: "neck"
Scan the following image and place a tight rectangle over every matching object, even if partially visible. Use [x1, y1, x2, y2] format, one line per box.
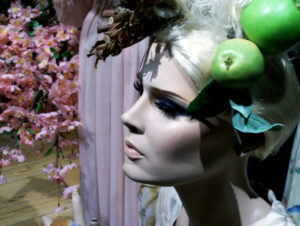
[174, 154, 265, 226]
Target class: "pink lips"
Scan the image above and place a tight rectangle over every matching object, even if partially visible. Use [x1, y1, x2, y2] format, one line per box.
[125, 140, 144, 160]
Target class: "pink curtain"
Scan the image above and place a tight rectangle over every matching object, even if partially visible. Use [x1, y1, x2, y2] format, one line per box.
[53, 1, 149, 225]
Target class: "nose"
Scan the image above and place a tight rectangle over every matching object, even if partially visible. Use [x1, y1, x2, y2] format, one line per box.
[121, 97, 146, 134]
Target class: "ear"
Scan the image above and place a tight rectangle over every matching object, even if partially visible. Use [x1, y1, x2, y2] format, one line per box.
[234, 132, 265, 157]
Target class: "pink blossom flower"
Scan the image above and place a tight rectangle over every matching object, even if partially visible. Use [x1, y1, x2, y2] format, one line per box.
[38, 58, 49, 69]
[9, 149, 26, 163]
[47, 60, 60, 73]
[36, 52, 49, 69]
[31, 8, 42, 18]
[0, 107, 28, 124]
[19, 35, 34, 48]
[33, 26, 46, 37]
[0, 73, 15, 80]
[60, 163, 78, 175]
[0, 159, 11, 167]
[62, 185, 79, 199]
[21, 6, 36, 22]
[44, 36, 58, 48]
[12, 56, 25, 68]
[54, 206, 67, 214]
[0, 174, 7, 184]
[43, 163, 73, 184]
[0, 0, 80, 195]
[0, 25, 8, 38]
[56, 28, 70, 42]
[10, 18, 25, 28]
[33, 36, 44, 48]
[18, 128, 35, 148]
[0, 60, 8, 73]
[8, 3, 23, 19]
[42, 74, 53, 85]
[43, 163, 54, 174]
[2, 50, 13, 63]
[21, 64, 37, 77]
[0, 126, 13, 134]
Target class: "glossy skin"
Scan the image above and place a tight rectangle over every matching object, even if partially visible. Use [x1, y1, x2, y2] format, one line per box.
[241, 0, 300, 53]
[121, 44, 204, 186]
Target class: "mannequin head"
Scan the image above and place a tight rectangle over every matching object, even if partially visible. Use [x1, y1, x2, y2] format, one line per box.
[121, 0, 300, 187]
[121, 43, 238, 186]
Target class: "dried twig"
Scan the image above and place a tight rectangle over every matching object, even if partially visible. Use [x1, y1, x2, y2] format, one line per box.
[87, 0, 182, 68]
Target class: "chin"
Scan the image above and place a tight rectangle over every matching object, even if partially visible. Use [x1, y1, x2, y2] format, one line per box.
[122, 161, 190, 186]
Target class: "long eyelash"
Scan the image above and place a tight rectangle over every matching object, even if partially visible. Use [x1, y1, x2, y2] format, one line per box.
[155, 98, 187, 119]
[133, 80, 143, 96]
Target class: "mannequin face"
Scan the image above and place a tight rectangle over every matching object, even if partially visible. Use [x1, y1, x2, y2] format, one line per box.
[121, 44, 234, 186]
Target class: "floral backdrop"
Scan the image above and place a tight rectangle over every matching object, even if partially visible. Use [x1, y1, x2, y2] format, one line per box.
[0, 0, 80, 213]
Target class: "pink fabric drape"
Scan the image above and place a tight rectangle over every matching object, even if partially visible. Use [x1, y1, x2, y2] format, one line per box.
[53, 1, 149, 225]
[53, 0, 93, 28]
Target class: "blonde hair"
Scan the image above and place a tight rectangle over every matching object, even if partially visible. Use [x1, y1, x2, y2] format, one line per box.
[152, 0, 300, 159]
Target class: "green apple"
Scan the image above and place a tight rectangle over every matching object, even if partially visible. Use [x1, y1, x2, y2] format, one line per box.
[211, 39, 265, 89]
[241, 0, 300, 54]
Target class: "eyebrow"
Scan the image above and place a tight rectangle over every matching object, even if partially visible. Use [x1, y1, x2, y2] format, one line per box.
[149, 86, 189, 103]
[136, 72, 189, 103]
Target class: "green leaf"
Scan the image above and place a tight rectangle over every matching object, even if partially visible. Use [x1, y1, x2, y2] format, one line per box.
[50, 47, 56, 53]
[54, 53, 59, 59]
[33, 21, 40, 28]
[230, 99, 252, 118]
[232, 112, 284, 133]
[25, 128, 36, 134]
[61, 51, 71, 58]
[187, 81, 229, 118]
[27, 21, 34, 28]
[35, 102, 41, 113]
[29, 31, 34, 37]
[41, 10, 47, 17]
[6, 63, 11, 73]
[44, 148, 53, 156]
[58, 151, 64, 158]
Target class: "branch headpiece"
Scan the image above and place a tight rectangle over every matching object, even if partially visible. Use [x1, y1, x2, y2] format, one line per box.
[87, 0, 183, 68]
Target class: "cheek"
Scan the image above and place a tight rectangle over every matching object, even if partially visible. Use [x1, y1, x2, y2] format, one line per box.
[145, 117, 203, 173]
[149, 119, 201, 159]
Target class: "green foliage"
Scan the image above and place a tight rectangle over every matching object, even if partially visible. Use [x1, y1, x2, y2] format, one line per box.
[186, 81, 229, 119]
[44, 148, 53, 156]
[25, 128, 37, 134]
[232, 112, 284, 133]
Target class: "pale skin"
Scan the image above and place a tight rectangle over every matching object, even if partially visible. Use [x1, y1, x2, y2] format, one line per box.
[121, 43, 271, 226]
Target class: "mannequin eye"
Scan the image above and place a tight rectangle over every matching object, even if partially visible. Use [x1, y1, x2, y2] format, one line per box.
[134, 80, 143, 96]
[154, 98, 187, 119]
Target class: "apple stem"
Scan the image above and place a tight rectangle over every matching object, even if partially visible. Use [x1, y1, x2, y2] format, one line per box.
[224, 57, 233, 71]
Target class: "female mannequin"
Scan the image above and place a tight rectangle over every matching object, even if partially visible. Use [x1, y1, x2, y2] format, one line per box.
[119, 0, 300, 225]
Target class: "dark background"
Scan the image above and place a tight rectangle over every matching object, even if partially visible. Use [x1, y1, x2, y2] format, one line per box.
[248, 56, 300, 201]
